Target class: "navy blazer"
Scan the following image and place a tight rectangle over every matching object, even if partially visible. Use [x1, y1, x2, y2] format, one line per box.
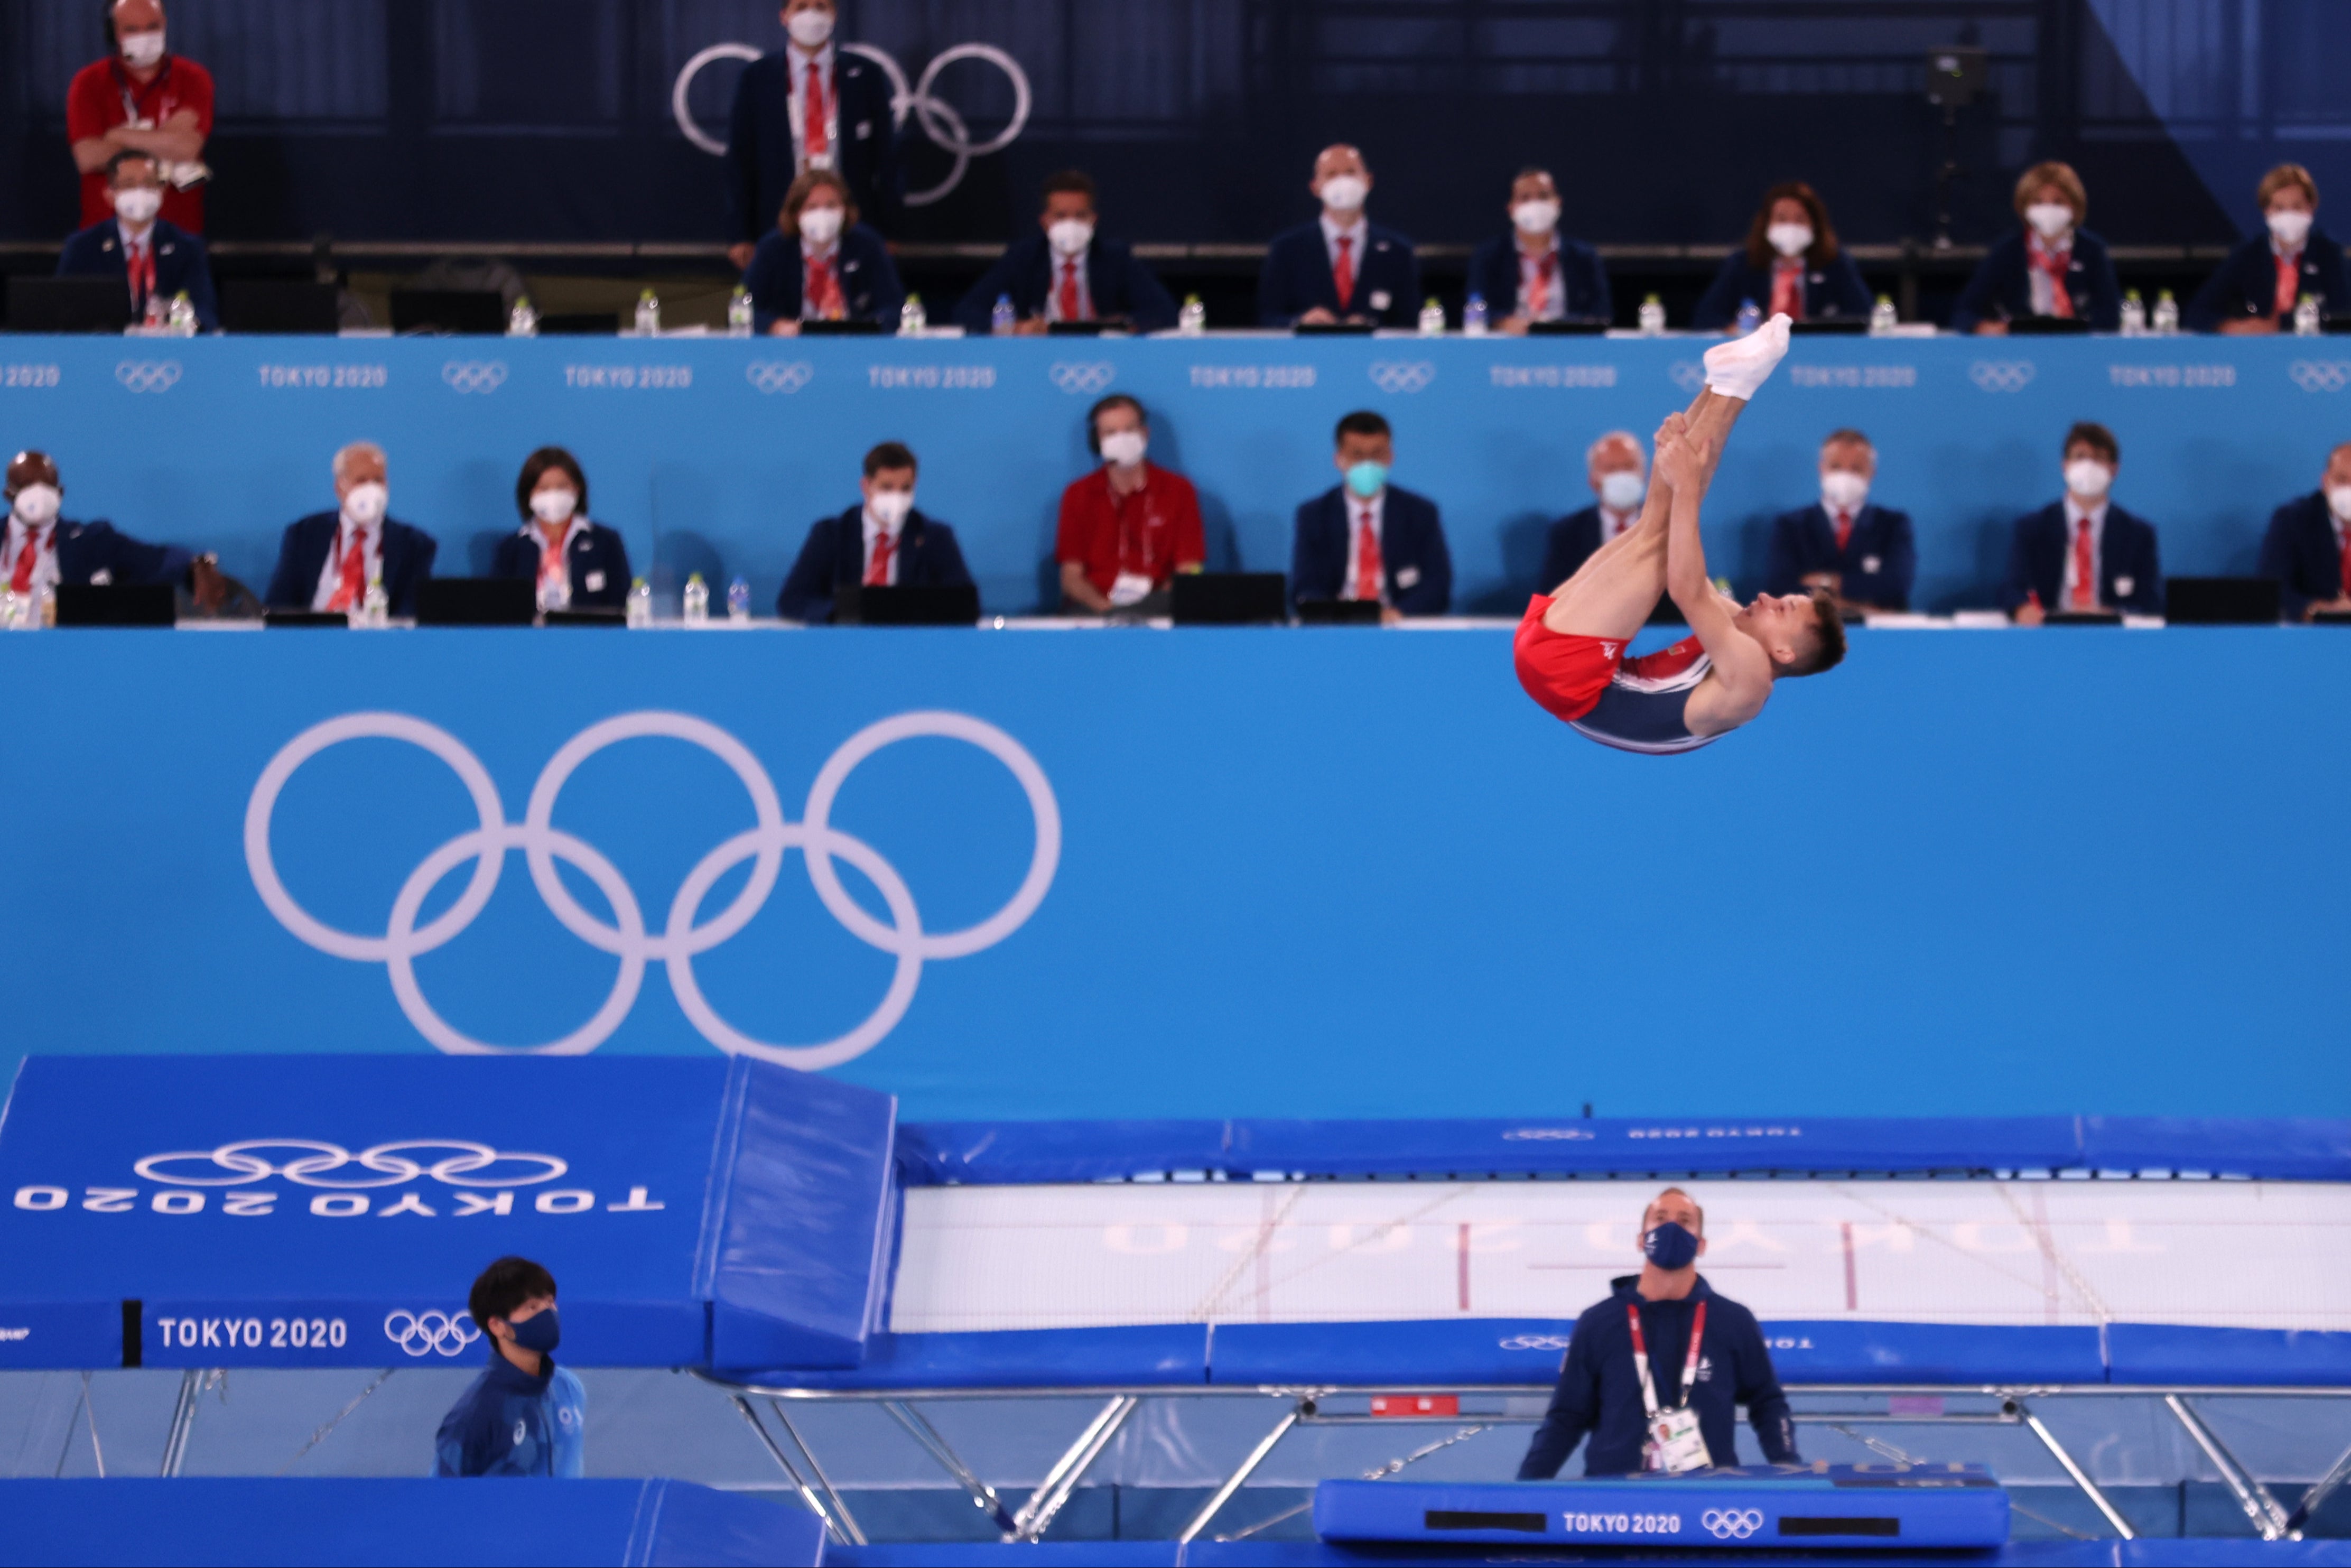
[952, 231, 1178, 333]
[1465, 235, 1611, 323]
[776, 506, 973, 623]
[2257, 491, 2344, 620]
[488, 522, 631, 610]
[56, 218, 217, 330]
[264, 512, 439, 619]
[743, 223, 904, 332]
[43, 517, 191, 587]
[1289, 485, 1452, 616]
[1763, 502, 1917, 610]
[1692, 252, 1872, 331]
[1257, 221, 1421, 329]
[1952, 229, 2123, 333]
[2003, 502, 2162, 614]
[725, 50, 903, 242]
[2186, 229, 2349, 332]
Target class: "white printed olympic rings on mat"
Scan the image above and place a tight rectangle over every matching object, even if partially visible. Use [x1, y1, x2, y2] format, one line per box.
[135, 1141, 567, 1189]
[1703, 1509, 1763, 1539]
[384, 1310, 479, 1358]
[245, 711, 1060, 1069]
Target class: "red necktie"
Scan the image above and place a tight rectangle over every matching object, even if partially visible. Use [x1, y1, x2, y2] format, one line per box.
[805, 254, 843, 319]
[2033, 239, 2075, 319]
[2276, 252, 2301, 318]
[866, 527, 895, 587]
[804, 61, 829, 159]
[1834, 511, 1853, 552]
[2071, 516, 2096, 609]
[1769, 262, 1803, 321]
[1332, 235, 1355, 312]
[1525, 250, 1554, 317]
[10, 528, 40, 593]
[327, 527, 368, 612]
[126, 237, 154, 314]
[1354, 507, 1381, 601]
[1057, 259, 1083, 322]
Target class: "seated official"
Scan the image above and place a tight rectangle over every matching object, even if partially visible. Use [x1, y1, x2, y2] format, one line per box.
[3, 448, 225, 607]
[2188, 163, 2347, 335]
[57, 149, 217, 330]
[2257, 440, 2351, 620]
[1538, 431, 1647, 589]
[1762, 428, 1916, 614]
[1466, 168, 1610, 331]
[490, 447, 631, 612]
[1290, 410, 1451, 620]
[1519, 1189, 1797, 1479]
[954, 169, 1177, 335]
[2005, 421, 2161, 621]
[1056, 394, 1204, 615]
[742, 168, 903, 334]
[264, 441, 438, 619]
[1692, 181, 1872, 332]
[1258, 144, 1420, 330]
[1953, 162, 2122, 334]
[435, 1257, 583, 1478]
[777, 440, 973, 623]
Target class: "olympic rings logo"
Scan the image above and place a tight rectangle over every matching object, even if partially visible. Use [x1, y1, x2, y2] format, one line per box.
[672, 41, 1032, 208]
[384, 1310, 480, 1358]
[1702, 1509, 1763, 1540]
[441, 361, 508, 395]
[747, 360, 815, 395]
[115, 360, 182, 394]
[244, 710, 1060, 1070]
[1668, 360, 1706, 394]
[1498, 1334, 1575, 1351]
[1968, 360, 2035, 393]
[135, 1140, 567, 1189]
[1049, 361, 1115, 396]
[1368, 361, 1435, 395]
[2289, 360, 2351, 393]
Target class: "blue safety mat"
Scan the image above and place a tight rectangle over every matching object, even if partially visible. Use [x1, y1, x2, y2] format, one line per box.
[0, 1478, 823, 1567]
[765, 1325, 1212, 1389]
[2107, 1324, 2351, 1387]
[828, 1541, 2351, 1566]
[0, 1056, 895, 1371]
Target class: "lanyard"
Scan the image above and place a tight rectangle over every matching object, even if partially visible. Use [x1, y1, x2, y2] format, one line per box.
[1626, 1299, 1706, 1420]
[113, 57, 172, 123]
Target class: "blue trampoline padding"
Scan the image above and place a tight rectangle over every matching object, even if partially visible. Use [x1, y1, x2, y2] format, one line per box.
[824, 1541, 2351, 1567]
[1209, 1319, 1578, 1386]
[0, 1478, 822, 1567]
[2107, 1323, 2351, 1386]
[1762, 1322, 2110, 1385]
[738, 1324, 1211, 1388]
[2079, 1117, 2351, 1180]
[1313, 1469, 2008, 1548]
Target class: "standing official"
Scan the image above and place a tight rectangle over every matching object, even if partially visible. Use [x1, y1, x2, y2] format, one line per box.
[1467, 169, 1611, 331]
[1289, 411, 1451, 619]
[1258, 146, 1421, 330]
[1762, 429, 1916, 614]
[954, 171, 1177, 334]
[1537, 432, 1647, 590]
[264, 442, 439, 620]
[726, 0, 902, 270]
[67, 0, 212, 235]
[434, 1258, 584, 1478]
[2257, 441, 2351, 621]
[2005, 422, 2161, 620]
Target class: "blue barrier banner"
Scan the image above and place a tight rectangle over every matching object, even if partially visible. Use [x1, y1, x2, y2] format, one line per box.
[2, 336, 2346, 614]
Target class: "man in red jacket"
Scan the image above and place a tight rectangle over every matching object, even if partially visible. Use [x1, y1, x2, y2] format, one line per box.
[67, 0, 214, 234]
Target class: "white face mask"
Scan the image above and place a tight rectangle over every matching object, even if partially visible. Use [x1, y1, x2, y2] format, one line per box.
[2327, 485, 2351, 524]
[119, 29, 166, 68]
[1820, 470, 1870, 513]
[530, 488, 579, 524]
[113, 187, 162, 226]
[1596, 470, 1644, 513]
[2026, 202, 2075, 242]
[2064, 459, 2112, 499]
[1046, 218, 1094, 258]
[867, 489, 913, 528]
[785, 8, 834, 47]
[342, 481, 388, 526]
[1098, 430, 1147, 468]
[2268, 209, 2314, 250]
[12, 483, 61, 527]
[1317, 174, 1368, 215]
[1767, 222, 1814, 259]
[1511, 199, 1559, 236]
[797, 205, 843, 246]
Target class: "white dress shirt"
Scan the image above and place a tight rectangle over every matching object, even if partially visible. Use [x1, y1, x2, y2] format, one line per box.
[1043, 250, 1096, 323]
[3, 514, 59, 597]
[786, 43, 840, 172]
[860, 505, 904, 585]
[1321, 212, 1368, 296]
[2059, 495, 2107, 607]
[1339, 488, 1386, 602]
[309, 512, 383, 611]
[1599, 504, 1637, 544]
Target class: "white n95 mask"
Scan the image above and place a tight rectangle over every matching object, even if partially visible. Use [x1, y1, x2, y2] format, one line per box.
[1596, 471, 1644, 513]
[342, 482, 388, 526]
[1098, 431, 1147, 468]
[1511, 199, 1560, 236]
[2268, 209, 2314, 250]
[1317, 174, 1368, 213]
[1047, 219, 1094, 258]
[786, 9, 834, 47]
[2327, 485, 2351, 524]
[1767, 223, 1814, 259]
[797, 206, 843, 246]
[530, 488, 578, 524]
[2025, 203, 2075, 242]
[119, 30, 166, 68]
[12, 484, 61, 527]
[2064, 459, 2112, 499]
[868, 490, 914, 528]
[114, 187, 162, 226]
[1820, 470, 1870, 513]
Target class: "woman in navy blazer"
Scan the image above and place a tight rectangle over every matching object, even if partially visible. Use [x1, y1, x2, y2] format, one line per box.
[743, 170, 904, 334]
[1692, 182, 1872, 331]
[1465, 168, 1611, 328]
[1953, 161, 2122, 333]
[2187, 163, 2346, 333]
[490, 447, 631, 611]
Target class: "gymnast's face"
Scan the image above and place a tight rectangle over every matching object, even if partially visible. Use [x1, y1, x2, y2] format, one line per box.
[1736, 592, 1817, 662]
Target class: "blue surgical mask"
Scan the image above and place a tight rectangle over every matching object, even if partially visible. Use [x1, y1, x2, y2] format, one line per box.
[508, 1307, 560, 1355]
[1643, 1221, 1699, 1271]
[1344, 461, 1388, 499]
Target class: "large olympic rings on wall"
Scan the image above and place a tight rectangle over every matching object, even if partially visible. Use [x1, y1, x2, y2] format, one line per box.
[245, 710, 1060, 1070]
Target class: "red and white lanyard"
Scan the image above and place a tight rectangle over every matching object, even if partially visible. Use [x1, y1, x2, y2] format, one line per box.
[1627, 1300, 1706, 1419]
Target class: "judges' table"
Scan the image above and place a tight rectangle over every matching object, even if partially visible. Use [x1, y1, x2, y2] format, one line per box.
[0, 333, 2339, 615]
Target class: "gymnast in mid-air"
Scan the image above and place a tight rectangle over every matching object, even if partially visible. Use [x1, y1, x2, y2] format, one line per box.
[1512, 314, 1844, 754]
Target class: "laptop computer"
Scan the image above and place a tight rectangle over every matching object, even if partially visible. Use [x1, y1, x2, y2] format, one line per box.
[389, 289, 507, 336]
[2006, 315, 2091, 336]
[1526, 319, 1609, 336]
[261, 609, 349, 628]
[54, 583, 174, 626]
[8, 277, 133, 334]
[2042, 608, 2123, 625]
[800, 319, 884, 336]
[1170, 573, 1287, 626]
[2164, 577, 2280, 625]
[538, 311, 618, 336]
[219, 280, 340, 335]
[1789, 319, 1866, 335]
[1295, 598, 1385, 625]
[833, 583, 980, 625]
[1294, 322, 1376, 336]
[543, 607, 627, 626]
[415, 578, 535, 626]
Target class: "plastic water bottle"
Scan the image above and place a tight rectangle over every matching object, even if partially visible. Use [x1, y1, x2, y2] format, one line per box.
[36, 583, 55, 628]
[682, 573, 709, 625]
[1417, 297, 1445, 337]
[1178, 295, 1206, 336]
[2119, 290, 2146, 336]
[898, 293, 926, 336]
[1868, 294, 1897, 336]
[2295, 293, 2322, 337]
[0, 588, 21, 630]
[2151, 290, 2179, 336]
[361, 572, 389, 629]
[626, 577, 652, 627]
[507, 295, 539, 337]
[142, 291, 169, 331]
[727, 290, 754, 338]
[634, 289, 661, 336]
[1638, 294, 1666, 336]
[167, 291, 198, 336]
[1463, 292, 1489, 337]
[1734, 299, 1762, 337]
[726, 576, 751, 622]
[990, 294, 1016, 335]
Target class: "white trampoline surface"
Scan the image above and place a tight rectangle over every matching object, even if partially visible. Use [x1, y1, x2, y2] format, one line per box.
[888, 1180, 2351, 1333]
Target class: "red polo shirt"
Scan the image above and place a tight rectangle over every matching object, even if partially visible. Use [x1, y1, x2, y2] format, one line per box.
[67, 55, 215, 232]
[1054, 463, 1206, 596]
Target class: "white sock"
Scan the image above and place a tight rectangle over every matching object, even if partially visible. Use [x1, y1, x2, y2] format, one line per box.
[1702, 312, 1792, 401]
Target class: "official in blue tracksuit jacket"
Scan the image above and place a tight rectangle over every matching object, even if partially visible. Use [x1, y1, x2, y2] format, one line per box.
[263, 442, 438, 619]
[2004, 422, 2161, 617]
[777, 441, 973, 622]
[57, 153, 217, 330]
[742, 170, 903, 333]
[1465, 168, 1611, 328]
[955, 170, 1177, 334]
[2257, 447, 2351, 620]
[1520, 1190, 1797, 1478]
[1259, 145, 1420, 330]
[1692, 182, 1871, 332]
[1762, 430, 1916, 612]
[724, 11, 902, 252]
[1953, 162, 2122, 333]
[435, 1257, 584, 1478]
[490, 447, 632, 611]
[2186, 164, 2346, 333]
[1290, 410, 1451, 617]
